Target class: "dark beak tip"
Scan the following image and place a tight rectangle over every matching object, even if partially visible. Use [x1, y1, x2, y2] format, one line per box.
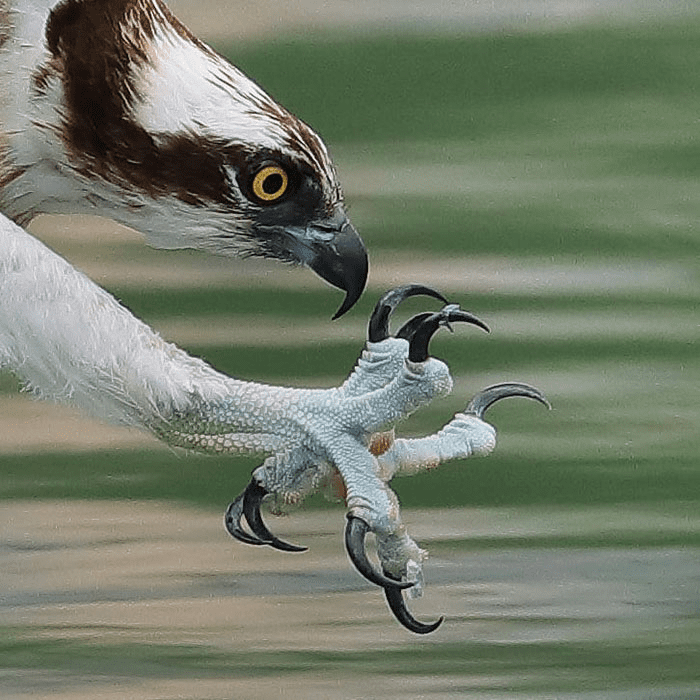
[332, 269, 368, 319]
[332, 294, 355, 320]
[332, 265, 369, 321]
[334, 238, 369, 319]
[310, 221, 368, 319]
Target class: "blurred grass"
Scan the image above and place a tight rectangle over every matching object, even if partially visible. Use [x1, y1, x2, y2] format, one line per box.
[222, 23, 700, 261]
[1, 448, 698, 511]
[2, 18, 699, 514]
[3, 18, 700, 700]
[221, 25, 700, 144]
[3, 629, 700, 692]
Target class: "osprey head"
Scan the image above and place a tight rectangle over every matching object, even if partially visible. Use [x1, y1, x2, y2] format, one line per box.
[4, 0, 367, 316]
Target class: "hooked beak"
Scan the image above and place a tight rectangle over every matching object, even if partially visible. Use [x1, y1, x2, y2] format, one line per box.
[307, 214, 369, 319]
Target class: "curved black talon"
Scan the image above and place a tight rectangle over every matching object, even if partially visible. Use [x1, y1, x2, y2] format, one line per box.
[224, 493, 268, 546]
[383, 572, 445, 635]
[408, 306, 490, 363]
[241, 480, 307, 552]
[465, 382, 551, 419]
[395, 312, 434, 341]
[225, 481, 307, 552]
[368, 285, 448, 342]
[344, 515, 415, 590]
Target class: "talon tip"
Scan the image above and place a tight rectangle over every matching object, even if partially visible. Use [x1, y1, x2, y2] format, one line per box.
[344, 515, 414, 590]
[465, 382, 551, 419]
[240, 480, 308, 552]
[368, 285, 448, 342]
[384, 585, 444, 634]
[407, 306, 489, 363]
[224, 498, 269, 546]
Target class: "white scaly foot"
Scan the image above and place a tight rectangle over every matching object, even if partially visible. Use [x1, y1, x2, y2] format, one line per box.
[223, 286, 550, 633]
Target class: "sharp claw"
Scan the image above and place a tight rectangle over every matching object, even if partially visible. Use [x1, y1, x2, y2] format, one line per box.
[465, 382, 551, 419]
[344, 515, 414, 590]
[395, 311, 434, 340]
[408, 306, 490, 363]
[368, 285, 448, 343]
[242, 480, 308, 552]
[383, 578, 445, 635]
[224, 492, 268, 546]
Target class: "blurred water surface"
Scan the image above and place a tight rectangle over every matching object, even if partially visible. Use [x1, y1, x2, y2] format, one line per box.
[1, 4, 700, 699]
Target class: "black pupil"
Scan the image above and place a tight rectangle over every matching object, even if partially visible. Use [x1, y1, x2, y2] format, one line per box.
[263, 173, 284, 195]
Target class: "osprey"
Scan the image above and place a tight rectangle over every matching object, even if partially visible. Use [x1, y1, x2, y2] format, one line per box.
[0, 0, 547, 633]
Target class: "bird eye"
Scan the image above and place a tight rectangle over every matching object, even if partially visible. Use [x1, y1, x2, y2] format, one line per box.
[251, 165, 289, 203]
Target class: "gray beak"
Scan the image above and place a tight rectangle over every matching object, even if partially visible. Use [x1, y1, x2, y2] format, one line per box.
[307, 216, 369, 319]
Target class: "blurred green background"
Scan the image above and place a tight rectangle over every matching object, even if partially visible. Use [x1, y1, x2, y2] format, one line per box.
[2, 18, 698, 512]
[2, 11, 699, 699]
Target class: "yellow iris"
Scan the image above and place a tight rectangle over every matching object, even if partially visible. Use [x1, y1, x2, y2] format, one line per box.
[252, 165, 288, 202]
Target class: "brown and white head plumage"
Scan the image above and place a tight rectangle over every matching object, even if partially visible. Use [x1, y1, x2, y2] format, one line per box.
[0, 0, 366, 315]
